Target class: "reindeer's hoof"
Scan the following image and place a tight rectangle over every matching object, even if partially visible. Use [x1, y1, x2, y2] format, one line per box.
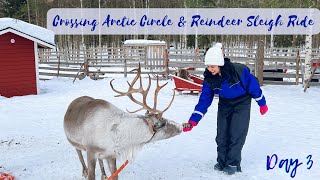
[82, 168, 88, 178]
[101, 174, 108, 180]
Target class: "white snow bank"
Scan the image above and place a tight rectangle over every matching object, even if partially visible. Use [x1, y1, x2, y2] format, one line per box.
[1, 78, 320, 180]
[0, 96, 7, 100]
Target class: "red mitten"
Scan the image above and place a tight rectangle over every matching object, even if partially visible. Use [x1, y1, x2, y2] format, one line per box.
[260, 105, 268, 115]
[182, 120, 197, 132]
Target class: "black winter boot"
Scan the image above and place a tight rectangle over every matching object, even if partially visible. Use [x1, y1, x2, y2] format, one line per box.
[237, 166, 242, 172]
[214, 163, 223, 171]
[223, 165, 237, 175]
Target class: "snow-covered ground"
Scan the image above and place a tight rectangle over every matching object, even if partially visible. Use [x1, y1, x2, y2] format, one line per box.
[1, 77, 320, 180]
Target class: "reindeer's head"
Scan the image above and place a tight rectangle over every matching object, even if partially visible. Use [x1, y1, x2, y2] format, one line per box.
[110, 64, 182, 143]
[175, 68, 191, 81]
[142, 110, 182, 142]
[176, 69, 190, 79]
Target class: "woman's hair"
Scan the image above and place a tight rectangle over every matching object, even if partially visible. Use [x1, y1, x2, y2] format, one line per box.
[204, 47, 210, 56]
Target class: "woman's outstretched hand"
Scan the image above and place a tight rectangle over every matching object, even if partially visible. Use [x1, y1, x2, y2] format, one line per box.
[182, 120, 197, 132]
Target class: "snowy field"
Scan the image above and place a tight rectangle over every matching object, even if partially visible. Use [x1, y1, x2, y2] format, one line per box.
[1, 77, 320, 180]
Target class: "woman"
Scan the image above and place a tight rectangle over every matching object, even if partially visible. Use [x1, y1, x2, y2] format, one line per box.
[182, 43, 268, 175]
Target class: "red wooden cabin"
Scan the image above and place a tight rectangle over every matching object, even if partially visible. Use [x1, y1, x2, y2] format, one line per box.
[0, 18, 55, 98]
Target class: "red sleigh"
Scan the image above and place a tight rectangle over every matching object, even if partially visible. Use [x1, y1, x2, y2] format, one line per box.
[172, 73, 203, 94]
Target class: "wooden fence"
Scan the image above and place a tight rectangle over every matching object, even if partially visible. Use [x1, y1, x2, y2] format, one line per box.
[166, 47, 320, 85]
[38, 47, 165, 80]
[38, 46, 320, 85]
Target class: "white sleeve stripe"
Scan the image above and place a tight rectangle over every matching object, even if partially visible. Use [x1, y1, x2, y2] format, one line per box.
[255, 94, 264, 101]
[193, 111, 204, 117]
[230, 81, 240, 88]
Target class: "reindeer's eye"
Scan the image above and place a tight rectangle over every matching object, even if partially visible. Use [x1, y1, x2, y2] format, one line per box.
[154, 120, 166, 130]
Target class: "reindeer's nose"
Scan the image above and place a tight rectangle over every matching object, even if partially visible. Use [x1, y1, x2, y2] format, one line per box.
[177, 123, 183, 133]
[168, 120, 183, 134]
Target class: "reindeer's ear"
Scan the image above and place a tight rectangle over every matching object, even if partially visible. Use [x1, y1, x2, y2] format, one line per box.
[155, 113, 162, 120]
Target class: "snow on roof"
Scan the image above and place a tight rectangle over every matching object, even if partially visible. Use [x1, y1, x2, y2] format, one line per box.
[0, 18, 55, 46]
[124, 39, 166, 45]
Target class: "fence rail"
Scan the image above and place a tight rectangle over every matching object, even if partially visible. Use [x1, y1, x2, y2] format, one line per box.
[38, 46, 320, 84]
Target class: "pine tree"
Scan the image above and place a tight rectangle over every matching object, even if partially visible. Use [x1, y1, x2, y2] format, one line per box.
[0, 0, 27, 19]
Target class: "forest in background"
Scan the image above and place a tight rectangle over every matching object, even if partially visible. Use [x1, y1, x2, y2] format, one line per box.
[0, 0, 320, 49]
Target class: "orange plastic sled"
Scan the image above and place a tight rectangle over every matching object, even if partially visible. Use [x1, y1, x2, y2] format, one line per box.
[0, 172, 15, 180]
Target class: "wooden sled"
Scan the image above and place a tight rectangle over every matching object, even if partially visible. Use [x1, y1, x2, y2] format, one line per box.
[172, 75, 203, 94]
[0, 172, 15, 180]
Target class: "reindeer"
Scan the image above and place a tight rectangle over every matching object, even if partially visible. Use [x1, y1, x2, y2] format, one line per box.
[64, 64, 182, 180]
[174, 68, 193, 82]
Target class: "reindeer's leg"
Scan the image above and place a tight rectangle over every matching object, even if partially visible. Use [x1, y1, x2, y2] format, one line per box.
[87, 150, 97, 180]
[106, 157, 118, 180]
[76, 149, 88, 178]
[99, 159, 108, 180]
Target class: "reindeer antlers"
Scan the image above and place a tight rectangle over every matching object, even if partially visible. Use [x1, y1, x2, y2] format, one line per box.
[110, 64, 175, 116]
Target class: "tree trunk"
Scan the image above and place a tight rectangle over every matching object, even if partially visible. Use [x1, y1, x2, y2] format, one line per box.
[295, 49, 300, 85]
[98, 0, 101, 48]
[256, 39, 265, 86]
[80, 0, 85, 47]
[292, 35, 297, 47]
[27, 0, 31, 23]
[36, 0, 39, 25]
[303, 35, 313, 88]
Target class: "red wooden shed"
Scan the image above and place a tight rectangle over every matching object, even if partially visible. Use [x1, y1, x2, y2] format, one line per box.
[0, 18, 55, 98]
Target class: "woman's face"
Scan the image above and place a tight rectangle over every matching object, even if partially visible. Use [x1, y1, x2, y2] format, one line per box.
[207, 65, 221, 75]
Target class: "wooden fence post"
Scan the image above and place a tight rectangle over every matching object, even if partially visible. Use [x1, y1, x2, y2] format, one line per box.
[164, 49, 169, 79]
[57, 52, 61, 77]
[84, 46, 89, 76]
[195, 47, 199, 63]
[256, 40, 265, 86]
[295, 49, 300, 85]
[124, 47, 127, 78]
